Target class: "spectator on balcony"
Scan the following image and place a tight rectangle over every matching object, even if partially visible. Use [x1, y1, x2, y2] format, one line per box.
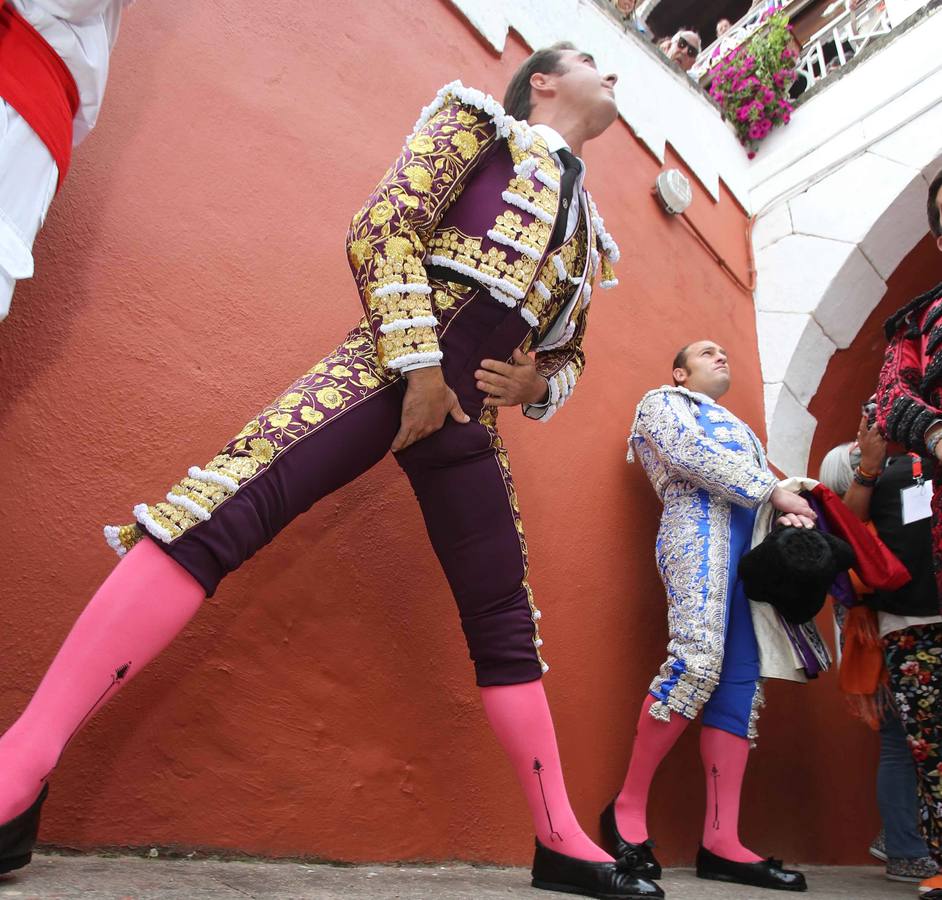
[614, 0, 651, 38]
[666, 29, 701, 74]
[716, 18, 732, 39]
[818, 416, 941, 886]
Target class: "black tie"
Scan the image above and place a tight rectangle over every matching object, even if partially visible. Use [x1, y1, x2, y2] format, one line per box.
[547, 147, 580, 253]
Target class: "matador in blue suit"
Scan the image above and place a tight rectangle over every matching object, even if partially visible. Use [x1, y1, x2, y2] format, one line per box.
[598, 340, 812, 894]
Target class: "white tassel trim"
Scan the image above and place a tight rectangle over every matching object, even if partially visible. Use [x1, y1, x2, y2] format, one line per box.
[387, 350, 444, 370]
[600, 279, 619, 289]
[501, 190, 554, 225]
[166, 491, 212, 522]
[582, 284, 592, 307]
[540, 661, 550, 674]
[534, 280, 551, 301]
[564, 365, 577, 391]
[486, 228, 542, 261]
[534, 637, 544, 648]
[103, 525, 128, 557]
[188, 466, 239, 493]
[425, 254, 524, 300]
[554, 374, 570, 401]
[533, 168, 560, 191]
[379, 315, 438, 334]
[532, 609, 542, 621]
[133, 503, 174, 544]
[490, 286, 517, 308]
[587, 192, 620, 263]
[513, 158, 539, 178]
[552, 255, 567, 281]
[590, 248, 600, 271]
[371, 282, 432, 299]
[520, 306, 539, 327]
[407, 80, 532, 149]
[549, 375, 563, 406]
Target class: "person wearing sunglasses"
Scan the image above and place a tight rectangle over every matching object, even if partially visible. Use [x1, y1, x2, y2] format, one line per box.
[667, 29, 701, 73]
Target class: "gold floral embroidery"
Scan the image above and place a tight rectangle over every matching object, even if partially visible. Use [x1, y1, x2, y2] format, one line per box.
[369, 200, 396, 226]
[301, 406, 324, 425]
[384, 236, 413, 260]
[402, 165, 432, 193]
[408, 134, 435, 154]
[106, 321, 396, 555]
[348, 239, 371, 268]
[248, 438, 275, 463]
[278, 392, 303, 409]
[451, 129, 479, 160]
[315, 387, 345, 409]
[347, 97, 497, 371]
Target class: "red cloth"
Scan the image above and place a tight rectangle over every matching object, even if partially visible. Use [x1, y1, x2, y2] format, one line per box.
[0, 1, 79, 189]
[810, 483, 910, 591]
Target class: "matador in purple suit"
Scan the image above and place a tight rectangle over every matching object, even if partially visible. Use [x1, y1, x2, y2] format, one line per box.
[0, 43, 660, 900]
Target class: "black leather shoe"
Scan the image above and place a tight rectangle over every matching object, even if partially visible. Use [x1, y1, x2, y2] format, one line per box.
[532, 838, 664, 899]
[0, 784, 49, 875]
[599, 799, 662, 879]
[696, 845, 806, 891]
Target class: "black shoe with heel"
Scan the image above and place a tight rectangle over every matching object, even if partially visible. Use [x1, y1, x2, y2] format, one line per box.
[531, 838, 664, 899]
[696, 845, 807, 891]
[0, 783, 49, 876]
[599, 799, 662, 879]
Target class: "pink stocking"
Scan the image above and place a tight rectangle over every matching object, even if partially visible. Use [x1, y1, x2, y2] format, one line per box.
[700, 725, 761, 862]
[614, 694, 689, 842]
[0, 540, 205, 822]
[480, 680, 611, 862]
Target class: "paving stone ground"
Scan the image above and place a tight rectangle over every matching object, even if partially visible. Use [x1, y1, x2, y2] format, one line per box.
[0, 854, 921, 899]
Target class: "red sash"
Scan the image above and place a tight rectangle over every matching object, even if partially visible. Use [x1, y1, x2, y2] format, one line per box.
[0, 2, 79, 190]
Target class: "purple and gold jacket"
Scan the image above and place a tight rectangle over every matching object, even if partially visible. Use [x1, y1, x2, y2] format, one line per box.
[346, 81, 620, 421]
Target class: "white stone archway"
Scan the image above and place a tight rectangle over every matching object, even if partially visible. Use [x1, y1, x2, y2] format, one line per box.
[750, 7, 942, 475]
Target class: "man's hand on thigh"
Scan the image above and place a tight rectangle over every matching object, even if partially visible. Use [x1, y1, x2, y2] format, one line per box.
[392, 366, 469, 452]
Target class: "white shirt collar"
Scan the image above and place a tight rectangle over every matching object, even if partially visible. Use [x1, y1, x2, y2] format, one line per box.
[529, 123, 571, 155]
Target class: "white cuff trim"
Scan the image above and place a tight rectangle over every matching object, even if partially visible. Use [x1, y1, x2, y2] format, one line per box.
[133, 503, 174, 544]
[188, 466, 239, 493]
[166, 491, 212, 522]
[379, 315, 438, 334]
[372, 282, 432, 299]
[103, 525, 127, 557]
[387, 350, 444, 371]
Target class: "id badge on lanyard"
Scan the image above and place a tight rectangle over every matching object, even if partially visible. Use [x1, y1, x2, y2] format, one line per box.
[901, 453, 932, 525]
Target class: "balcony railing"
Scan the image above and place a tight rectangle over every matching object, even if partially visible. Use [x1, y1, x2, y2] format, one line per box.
[691, 0, 931, 90]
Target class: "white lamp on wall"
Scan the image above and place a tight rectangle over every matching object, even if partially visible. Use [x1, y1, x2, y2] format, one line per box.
[654, 168, 693, 215]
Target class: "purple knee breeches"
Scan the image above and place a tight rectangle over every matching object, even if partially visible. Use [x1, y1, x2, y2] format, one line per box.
[105, 284, 547, 686]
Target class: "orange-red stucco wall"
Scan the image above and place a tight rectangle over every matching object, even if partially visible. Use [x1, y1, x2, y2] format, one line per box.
[0, 0, 877, 866]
